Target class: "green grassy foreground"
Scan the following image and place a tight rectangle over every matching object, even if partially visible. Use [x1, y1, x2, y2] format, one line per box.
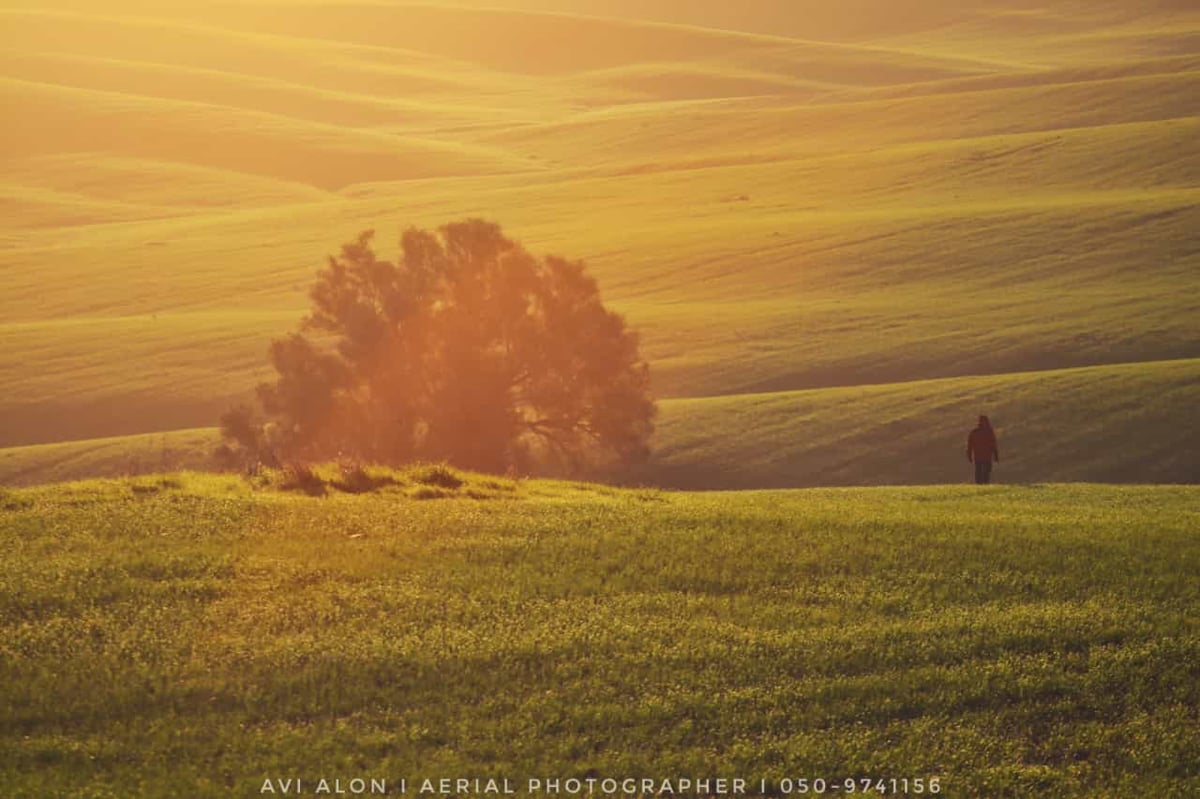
[2, 471, 1197, 797]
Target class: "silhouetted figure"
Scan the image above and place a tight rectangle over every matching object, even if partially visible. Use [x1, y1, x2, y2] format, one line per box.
[967, 415, 999, 484]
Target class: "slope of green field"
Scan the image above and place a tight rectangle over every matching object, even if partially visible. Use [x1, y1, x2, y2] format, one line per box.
[0, 428, 221, 487]
[2, 476, 1197, 796]
[3, 358, 1196, 489]
[645, 359, 1200, 489]
[0, 0, 1196, 483]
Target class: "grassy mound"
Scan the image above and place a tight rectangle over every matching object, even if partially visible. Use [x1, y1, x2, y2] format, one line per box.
[2, 476, 1197, 797]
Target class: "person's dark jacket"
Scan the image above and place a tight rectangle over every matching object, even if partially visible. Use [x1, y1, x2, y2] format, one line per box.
[967, 424, 999, 463]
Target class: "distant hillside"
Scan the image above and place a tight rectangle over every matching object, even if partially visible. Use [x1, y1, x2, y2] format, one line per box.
[3, 359, 1197, 488]
[645, 359, 1200, 489]
[0, 0, 1196, 484]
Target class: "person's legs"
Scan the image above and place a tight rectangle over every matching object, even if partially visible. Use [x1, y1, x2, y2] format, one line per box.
[974, 460, 992, 485]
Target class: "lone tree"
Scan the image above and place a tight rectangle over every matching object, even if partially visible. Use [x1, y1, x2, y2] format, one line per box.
[220, 219, 655, 473]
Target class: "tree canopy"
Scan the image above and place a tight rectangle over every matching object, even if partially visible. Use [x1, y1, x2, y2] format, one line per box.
[221, 219, 655, 473]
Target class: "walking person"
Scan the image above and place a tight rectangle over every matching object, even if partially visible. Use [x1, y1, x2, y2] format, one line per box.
[967, 415, 999, 484]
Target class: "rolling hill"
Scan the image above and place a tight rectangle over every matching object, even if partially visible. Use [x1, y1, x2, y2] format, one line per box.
[0, 0, 1196, 486]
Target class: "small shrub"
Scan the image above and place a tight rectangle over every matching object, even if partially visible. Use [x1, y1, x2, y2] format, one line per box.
[411, 463, 464, 490]
[331, 463, 398, 494]
[278, 464, 326, 497]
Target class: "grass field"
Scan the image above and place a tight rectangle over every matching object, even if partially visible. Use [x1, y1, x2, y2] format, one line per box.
[1, 0, 1197, 483]
[2, 473, 1197, 797]
[3, 5, 1197, 797]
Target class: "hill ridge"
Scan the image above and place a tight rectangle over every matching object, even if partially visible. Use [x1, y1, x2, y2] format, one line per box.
[0, 0, 1195, 487]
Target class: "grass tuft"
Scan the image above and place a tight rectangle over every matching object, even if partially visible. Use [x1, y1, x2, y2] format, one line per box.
[410, 463, 465, 490]
[329, 462, 401, 495]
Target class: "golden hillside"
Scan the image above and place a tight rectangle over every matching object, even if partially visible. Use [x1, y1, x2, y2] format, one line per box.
[1, 0, 1196, 484]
